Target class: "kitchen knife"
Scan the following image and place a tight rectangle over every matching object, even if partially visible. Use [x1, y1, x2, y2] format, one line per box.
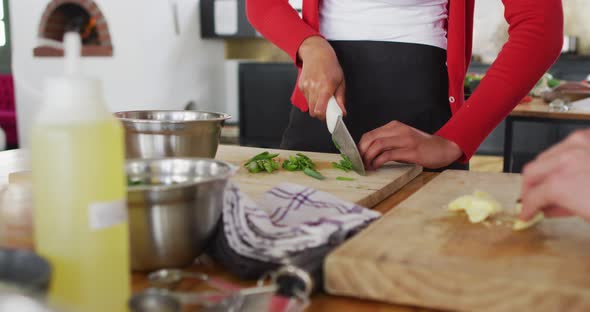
[326, 97, 366, 176]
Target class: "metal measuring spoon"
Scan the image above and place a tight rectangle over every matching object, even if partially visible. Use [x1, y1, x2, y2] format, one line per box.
[129, 287, 244, 311]
[148, 269, 241, 292]
[148, 269, 207, 289]
[129, 288, 181, 312]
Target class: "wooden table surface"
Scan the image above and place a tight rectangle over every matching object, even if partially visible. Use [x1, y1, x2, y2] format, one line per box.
[0, 148, 439, 311]
[511, 98, 590, 121]
[131, 172, 439, 312]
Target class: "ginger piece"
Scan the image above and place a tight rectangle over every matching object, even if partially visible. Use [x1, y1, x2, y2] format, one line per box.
[447, 191, 503, 223]
[448, 195, 473, 212]
[513, 213, 544, 231]
[513, 203, 544, 231]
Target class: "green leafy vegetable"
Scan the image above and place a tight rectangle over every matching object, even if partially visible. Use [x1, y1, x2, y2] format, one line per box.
[246, 161, 262, 173]
[303, 167, 325, 180]
[282, 153, 326, 180]
[282, 153, 316, 171]
[244, 151, 280, 174]
[332, 139, 356, 173]
[332, 138, 341, 151]
[332, 154, 353, 172]
[127, 178, 146, 186]
[282, 155, 300, 171]
[336, 176, 355, 181]
[547, 77, 561, 88]
[245, 151, 327, 179]
[246, 152, 279, 162]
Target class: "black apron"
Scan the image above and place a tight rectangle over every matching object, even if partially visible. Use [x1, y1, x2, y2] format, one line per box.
[280, 40, 468, 171]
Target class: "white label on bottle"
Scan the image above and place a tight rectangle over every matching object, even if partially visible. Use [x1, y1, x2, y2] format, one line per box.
[88, 200, 127, 231]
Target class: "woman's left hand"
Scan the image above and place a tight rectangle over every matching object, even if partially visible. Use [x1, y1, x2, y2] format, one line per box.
[358, 121, 462, 170]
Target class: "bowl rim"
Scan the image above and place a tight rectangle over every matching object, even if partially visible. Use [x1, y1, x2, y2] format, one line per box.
[114, 110, 232, 123]
[126, 157, 237, 192]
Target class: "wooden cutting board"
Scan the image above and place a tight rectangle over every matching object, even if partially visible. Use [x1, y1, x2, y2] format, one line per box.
[215, 145, 421, 208]
[325, 170, 590, 312]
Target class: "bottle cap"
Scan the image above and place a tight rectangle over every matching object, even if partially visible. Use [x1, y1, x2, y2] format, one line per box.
[39, 32, 108, 123]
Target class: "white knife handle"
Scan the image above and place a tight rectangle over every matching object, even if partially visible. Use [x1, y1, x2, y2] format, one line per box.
[326, 97, 342, 134]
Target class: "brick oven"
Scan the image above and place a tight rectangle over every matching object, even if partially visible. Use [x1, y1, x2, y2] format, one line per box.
[9, 0, 229, 146]
[34, 0, 113, 56]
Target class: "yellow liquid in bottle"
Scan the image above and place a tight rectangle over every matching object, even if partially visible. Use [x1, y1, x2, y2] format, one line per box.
[31, 118, 130, 312]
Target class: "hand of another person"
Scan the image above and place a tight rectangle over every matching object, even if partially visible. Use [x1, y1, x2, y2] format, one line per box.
[297, 36, 346, 120]
[520, 129, 590, 222]
[358, 121, 462, 170]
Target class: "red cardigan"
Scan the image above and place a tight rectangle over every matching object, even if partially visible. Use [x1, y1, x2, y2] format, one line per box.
[246, 0, 563, 161]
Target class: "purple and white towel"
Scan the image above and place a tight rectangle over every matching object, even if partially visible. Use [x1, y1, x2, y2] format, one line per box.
[222, 182, 381, 263]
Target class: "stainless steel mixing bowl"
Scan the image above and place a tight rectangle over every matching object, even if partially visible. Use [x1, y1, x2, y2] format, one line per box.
[115, 111, 231, 159]
[126, 158, 235, 271]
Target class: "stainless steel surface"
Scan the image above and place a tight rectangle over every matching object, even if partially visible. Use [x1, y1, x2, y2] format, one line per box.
[129, 288, 181, 312]
[130, 287, 243, 310]
[126, 158, 235, 271]
[148, 269, 207, 289]
[332, 116, 366, 176]
[115, 111, 231, 159]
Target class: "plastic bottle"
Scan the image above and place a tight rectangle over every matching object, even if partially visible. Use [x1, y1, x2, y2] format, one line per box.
[30, 33, 129, 312]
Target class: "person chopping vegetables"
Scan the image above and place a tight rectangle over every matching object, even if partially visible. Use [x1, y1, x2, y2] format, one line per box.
[246, 0, 563, 170]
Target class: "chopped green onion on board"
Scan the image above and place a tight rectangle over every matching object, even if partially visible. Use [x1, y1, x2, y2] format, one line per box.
[332, 154, 354, 172]
[244, 152, 280, 173]
[303, 167, 326, 180]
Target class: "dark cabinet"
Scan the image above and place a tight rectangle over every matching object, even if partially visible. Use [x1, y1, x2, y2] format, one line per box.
[239, 63, 298, 147]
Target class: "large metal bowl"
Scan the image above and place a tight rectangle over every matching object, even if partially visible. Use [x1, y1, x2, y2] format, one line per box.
[115, 111, 231, 159]
[126, 158, 235, 271]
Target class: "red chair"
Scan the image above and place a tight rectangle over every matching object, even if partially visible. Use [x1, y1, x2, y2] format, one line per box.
[0, 74, 18, 147]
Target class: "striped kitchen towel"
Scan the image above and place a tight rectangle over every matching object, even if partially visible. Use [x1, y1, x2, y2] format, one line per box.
[222, 182, 381, 263]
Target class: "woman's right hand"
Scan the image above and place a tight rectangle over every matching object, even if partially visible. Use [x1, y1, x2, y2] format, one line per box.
[297, 36, 346, 120]
[520, 129, 590, 222]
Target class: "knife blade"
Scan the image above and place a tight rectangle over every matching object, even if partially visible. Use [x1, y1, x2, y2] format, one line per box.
[326, 97, 366, 176]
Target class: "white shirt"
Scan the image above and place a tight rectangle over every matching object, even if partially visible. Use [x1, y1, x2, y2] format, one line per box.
[319, 0, 449, 50]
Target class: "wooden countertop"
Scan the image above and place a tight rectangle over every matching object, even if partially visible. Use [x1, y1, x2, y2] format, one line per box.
[0, 148, 439, 311]
[131, 172, 439, 312]
[510, 98, 590, 121]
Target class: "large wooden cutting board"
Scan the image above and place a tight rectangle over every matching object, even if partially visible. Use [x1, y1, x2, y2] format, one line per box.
[216, 145, 421, 208]
[325, 170, 590, 311]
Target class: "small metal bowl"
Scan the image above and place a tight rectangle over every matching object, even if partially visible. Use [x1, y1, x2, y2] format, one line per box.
[126, 158, 236, 271]
[115, 110, 231, 159]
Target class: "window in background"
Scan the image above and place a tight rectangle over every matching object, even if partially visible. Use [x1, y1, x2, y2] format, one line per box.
[0, 0, 5, 47]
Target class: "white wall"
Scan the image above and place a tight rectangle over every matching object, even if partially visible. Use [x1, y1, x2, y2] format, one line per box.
[472, 0, 590, 61]
[562, 0, 590, 55]
[472, 0, 507, 63]
[9, 0, 226, 145]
